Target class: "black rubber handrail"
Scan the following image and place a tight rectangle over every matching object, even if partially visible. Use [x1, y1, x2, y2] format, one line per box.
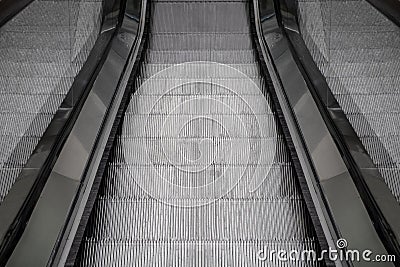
[65, 3, 150, 265]
[0, 0, 35, 28]
[285, 29, 400, 265]
[255, 0, 400, 265]
[0, 0, 125, 265]
[1, 0, 148, 264]
[275, 0, 400, 264]
[365, 0, 400, 27]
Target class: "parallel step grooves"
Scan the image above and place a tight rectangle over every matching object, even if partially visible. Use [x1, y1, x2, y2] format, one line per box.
[75, 1, 321, 266]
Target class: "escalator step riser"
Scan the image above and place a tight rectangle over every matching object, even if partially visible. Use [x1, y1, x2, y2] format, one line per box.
[149, 33, 253, 50]
[121, 114, 278, 137]
[84, 200, 313, 240]
[129, 77, 267, 96]
[110, 137, 291, 164]
[145, 50, 258, 64]
[137, 63, 261, 79]
[77, 241, 320, 267]
[99, 164, 301, 199]
[151, 2, 250, 33]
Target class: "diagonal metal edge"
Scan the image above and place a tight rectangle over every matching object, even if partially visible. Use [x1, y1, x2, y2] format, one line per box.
[276, 0, 400, 262]
[0, 0, 123, 265]
[253, 0, 397, 266]
[0, 0, 36, 28]
[364, 0, 400, 28]
[252, 1, 345, 266]
[0, 0, 149, 265]
[63, 1, 150, 265]
[248, 1, 333, 266]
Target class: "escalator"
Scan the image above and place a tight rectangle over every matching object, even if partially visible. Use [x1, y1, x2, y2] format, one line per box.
[0, 0, 103, 203]
[298, 0, 400, 203]
[0, 0, 400, 266]
[73, 0, 323, 265]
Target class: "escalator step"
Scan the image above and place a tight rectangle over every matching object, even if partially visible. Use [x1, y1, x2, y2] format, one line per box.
[76, 1, 321, 266]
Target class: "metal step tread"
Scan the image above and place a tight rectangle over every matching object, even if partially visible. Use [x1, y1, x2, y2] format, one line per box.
[76, 0, 320, 265]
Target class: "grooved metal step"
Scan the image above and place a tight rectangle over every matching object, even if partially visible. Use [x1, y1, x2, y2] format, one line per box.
[149, 33, 253, 50]
[76, 1, 320, 266]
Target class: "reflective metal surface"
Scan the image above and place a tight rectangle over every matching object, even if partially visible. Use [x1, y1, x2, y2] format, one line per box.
[1, 0, 146, 265]
[285, 0, 400, 259]
[253, 0, 394, 265]
[0, 0, 104, 205]
[363, 0, 400, 27]
[0, 0, 35, 27]
[2, 0, 397, 265]
[0, 0, 107, 264]
[74, 0, 322, 266]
